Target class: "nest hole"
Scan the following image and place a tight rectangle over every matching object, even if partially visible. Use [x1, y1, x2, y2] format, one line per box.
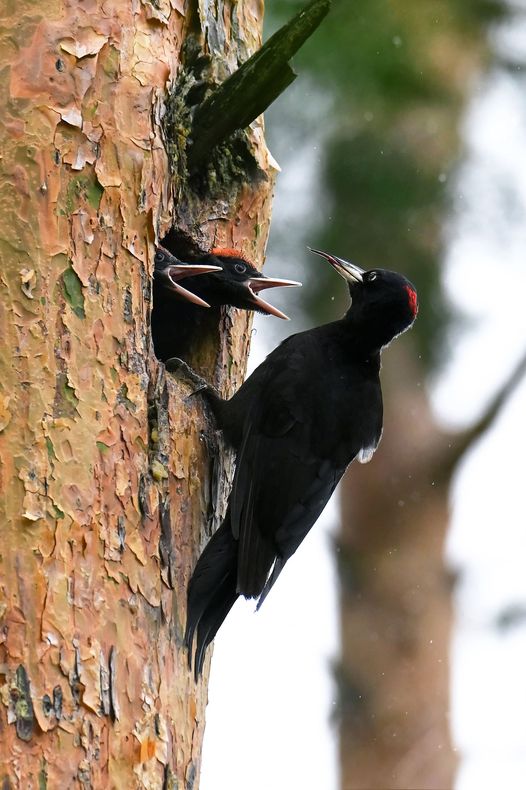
[151, 230, 224, 376]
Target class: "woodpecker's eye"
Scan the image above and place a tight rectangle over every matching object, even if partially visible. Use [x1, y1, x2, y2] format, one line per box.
[368, 271, 377, 282]
[154, 251, 164, 263]
[235, 263, 246, 274]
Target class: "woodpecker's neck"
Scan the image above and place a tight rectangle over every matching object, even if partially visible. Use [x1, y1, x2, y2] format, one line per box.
[341, 310, 403, 358]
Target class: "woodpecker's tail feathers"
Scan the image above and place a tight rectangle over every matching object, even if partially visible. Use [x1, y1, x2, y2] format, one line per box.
[185, 515, 238, 680]
[193, 571, 238, 679]
[255, 557, 286, 611]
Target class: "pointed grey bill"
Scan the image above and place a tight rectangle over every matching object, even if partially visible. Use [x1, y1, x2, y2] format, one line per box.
[245, 276, 302, 320]
[164, 264, 222, 308]
[308, 247, 365, 283]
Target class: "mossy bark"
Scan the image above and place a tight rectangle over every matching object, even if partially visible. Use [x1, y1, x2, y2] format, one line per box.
[0, 0, 275, 786]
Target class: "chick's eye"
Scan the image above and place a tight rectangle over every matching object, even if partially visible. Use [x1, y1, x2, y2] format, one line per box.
[368, 271, 377, 281]
[154, 252, 164, 263]
[235, 263, 246, 274]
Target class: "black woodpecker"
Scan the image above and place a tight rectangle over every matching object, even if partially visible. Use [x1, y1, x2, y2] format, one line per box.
[180, 249, 418, 677]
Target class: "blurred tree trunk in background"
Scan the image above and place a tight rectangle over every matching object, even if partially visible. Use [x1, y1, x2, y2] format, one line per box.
[0, 0, 274, 786]
[266, 3, 506, 788]
[338, 342, 526, 789]
[327, 6, 497, 783]
[338, 347, 456, 789]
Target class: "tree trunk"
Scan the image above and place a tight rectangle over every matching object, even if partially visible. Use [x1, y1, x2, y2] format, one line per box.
[0, 1, 274, 786]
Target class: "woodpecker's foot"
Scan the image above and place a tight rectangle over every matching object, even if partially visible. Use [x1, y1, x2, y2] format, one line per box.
[165, 357, 210, 395]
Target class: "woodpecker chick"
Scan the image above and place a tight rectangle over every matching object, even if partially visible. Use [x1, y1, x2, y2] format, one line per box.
[173, 248, 301, 320]
[153, 246, 221, 308]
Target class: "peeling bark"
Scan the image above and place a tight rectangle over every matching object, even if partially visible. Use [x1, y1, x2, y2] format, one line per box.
[0, 0, 274, 786]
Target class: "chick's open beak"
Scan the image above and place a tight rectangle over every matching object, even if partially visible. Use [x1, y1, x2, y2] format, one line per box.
[246, 276, 302, 321]
[163, 264, 222, 308]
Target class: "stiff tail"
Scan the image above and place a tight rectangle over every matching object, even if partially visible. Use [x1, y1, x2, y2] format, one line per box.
[185, 514, 238, 679]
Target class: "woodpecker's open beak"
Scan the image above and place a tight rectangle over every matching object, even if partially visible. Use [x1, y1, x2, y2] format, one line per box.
[309, 248, 364, 284]
[161, 264, 222, 308]
[245, 276, 302, 320]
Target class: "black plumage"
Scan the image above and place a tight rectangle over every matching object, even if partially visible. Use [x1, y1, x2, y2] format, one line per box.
[182, 249, 419, 677]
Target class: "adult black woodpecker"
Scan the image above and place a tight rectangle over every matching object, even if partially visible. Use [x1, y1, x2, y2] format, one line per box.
[180, 249, 419, 678]
[151, 247, 301, 362]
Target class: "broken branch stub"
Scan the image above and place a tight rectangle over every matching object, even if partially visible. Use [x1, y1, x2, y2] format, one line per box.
[188, 0, 331, 169]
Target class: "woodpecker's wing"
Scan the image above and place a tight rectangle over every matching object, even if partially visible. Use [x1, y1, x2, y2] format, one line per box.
[229, 329, 382, 603]
[231, 413, 345, 600]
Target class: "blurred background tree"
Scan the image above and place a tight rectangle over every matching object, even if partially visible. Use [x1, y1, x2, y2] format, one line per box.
[260, 1, 508, 788]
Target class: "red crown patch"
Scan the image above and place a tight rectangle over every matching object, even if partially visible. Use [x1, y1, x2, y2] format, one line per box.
[210, 247, 250, 263]
[405, 285, 418, 317]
